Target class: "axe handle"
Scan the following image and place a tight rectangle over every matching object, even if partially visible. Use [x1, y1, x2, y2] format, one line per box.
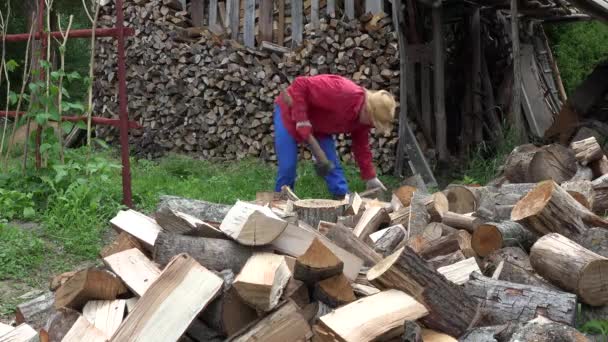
[307, 136, 329, 164]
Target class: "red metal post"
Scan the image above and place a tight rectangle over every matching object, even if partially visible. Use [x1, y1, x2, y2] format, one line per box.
[115, 0, 133, 208]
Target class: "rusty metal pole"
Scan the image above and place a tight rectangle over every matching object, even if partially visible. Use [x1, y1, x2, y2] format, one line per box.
[115, 0, 133, 207]
[35, 0, 47, 169]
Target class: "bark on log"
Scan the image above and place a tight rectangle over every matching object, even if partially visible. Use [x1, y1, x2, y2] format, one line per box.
[427, 250, 466, 270]
[575, 227, 608, 258]
[507, 316, 589, 342]
[511, 180, 608, 239]
[503, 144, 540, 183]
[312, 274, 356, 308]
[423, 192, 449, 222]
[417, 232, 463, 260]
[591, 155, 608, 178]
[325, 224, 382, 266]
[157, 195, 232, 224]
[483, 247, 557, 290]
[373, 224, 406, 257]
[561, 180, 595, 210]
[528, 144, 578, 183]
[352, 206, 390, 241]
[367, 247, 478, 336]
[155, 207, 225, 238]
[293, 199, 347, 227]
[471, 221, 538, 257]
[464, 272, 577, 325]
[442, 212, 482, 234]
[409, 192, 431, 237]
[294, 238, 344, 284]
[42, 308, 80, 342]
[153, 231, 253, 272]
[15, 292, 55, 331]
[530, 233, 608, 306]
[571, 137, 603, 166]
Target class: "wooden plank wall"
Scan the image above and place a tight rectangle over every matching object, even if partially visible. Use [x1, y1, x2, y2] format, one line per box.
[188, 0, 384, 48]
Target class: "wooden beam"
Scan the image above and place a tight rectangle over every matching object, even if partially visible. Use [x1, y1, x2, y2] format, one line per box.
[244, 0, 256, 47]
[228, 0, 240, 40]
[511, 0, 524, 142]
[344, 0, 355, 19]
[209, 0, 218, 26]
[326, 0, 335, 16]
[260, 0, 274, 42]
[191, 0, 205, 27]
[291, 0, 303, 46]
[311, 0, 320, 28]
[433, 6, 448, 161]
[277, 0, 285, 45]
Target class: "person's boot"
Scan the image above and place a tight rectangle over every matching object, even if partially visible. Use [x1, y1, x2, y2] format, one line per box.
[332, 193, 347, 201]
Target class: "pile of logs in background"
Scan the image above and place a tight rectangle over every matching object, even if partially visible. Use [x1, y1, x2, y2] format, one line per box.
[94, 0, 419, 173]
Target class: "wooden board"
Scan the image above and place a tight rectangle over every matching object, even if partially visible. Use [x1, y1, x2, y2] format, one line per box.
[62, 316, 107, 342]
[437, 258, 481, 285]
[103, 248, 161, 297]
[271, 223, 363, 280]
[110, 254, 224, 341]
[110, 209, 162, 251]
[319, 290, 428, 341]
[82, 300, 126, 338]
[520, 44, 554, 138]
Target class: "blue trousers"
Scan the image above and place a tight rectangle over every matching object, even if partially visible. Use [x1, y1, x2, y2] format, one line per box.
[273, 105, 349, 196]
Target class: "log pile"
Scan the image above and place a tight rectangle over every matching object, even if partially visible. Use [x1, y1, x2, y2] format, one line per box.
[8, 139, 608, 341]
[92, 0, 428, 173]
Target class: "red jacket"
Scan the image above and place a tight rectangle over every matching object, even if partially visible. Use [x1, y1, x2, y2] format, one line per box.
[275, 74, 376, 180]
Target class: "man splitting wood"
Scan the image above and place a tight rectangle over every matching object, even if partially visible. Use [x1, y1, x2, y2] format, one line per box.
[273, 74, 397, 199]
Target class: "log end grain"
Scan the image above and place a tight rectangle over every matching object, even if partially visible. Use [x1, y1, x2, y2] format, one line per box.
[471, 224, 503, 257]
[579, 259, 608, 306]
[511, 181, 553, 222]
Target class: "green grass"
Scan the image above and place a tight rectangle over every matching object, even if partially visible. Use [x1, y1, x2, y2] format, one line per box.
[0, 224, 45, 279]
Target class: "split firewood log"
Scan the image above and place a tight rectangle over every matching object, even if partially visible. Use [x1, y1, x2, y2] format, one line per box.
[54, 269, 128, 310]
[155, 207, 225, 238]
[324, 223, 382, 266]
[561, 180, 595, 209]
[233, 252, 292, 312]
[312, 273, 356, 307]
[530, 233, 608, 306]
[372, 224, 406, 256]
[219, 201, 287, 246]
[442, 212, 482, 233]
[352, 206, 390, 241]
[367, 247, 478, 336]
[436, 257, 481, 285]
[294, 238, 344, 284]
[464, 272, 577, 325]
[570, 136, 603, 166]
[511, 180, 608, 240]
[471, 221, 538, 257]
[591, 155, 608, 178]
[15, 292, 54, 331]
[528, 144, 578, 183]
[293, 199, 347, 227]
[427, 250, 466, 270]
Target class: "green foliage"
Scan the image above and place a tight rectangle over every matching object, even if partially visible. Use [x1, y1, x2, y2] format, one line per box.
[0, 189, 35, 221]
[580, 320, 608, 336]
[545, 21, 608, 94]
[0, 224, 45, 279]
[458, 125, 519, 185]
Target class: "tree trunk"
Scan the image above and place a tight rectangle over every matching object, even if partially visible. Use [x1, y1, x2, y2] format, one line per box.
[464, 272, 577, 325]
[512, 181, 608, 239]
[483, 247, 557, 290]
[367, 247, 478, 336]
[157, 195, 232, 224]
[530, 233, 608, 306]
[293, 199, 347, 227]
[471, 221, 538, 257]
[503, 144, 540, 183]
[153, 231, 253, 272]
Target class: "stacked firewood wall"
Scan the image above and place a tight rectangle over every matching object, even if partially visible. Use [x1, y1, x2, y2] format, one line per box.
[93, 0, 431, 174]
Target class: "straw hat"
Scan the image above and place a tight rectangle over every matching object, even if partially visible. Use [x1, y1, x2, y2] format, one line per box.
[365, 89, 396, 135]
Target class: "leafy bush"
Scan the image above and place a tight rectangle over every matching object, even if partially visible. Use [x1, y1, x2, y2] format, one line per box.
[0, 189, 35, 221]
[545, 21, 608, 94]
[579, 319, 608, 336]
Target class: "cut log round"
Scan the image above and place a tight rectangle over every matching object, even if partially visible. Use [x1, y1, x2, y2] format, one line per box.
[294, 238, 344, 284]
[464, 272, 577, 325]
[528, 144, 577, 183]
[422, 222, 444, 242]
[367, 247, 478, 336]
[393, 185, 417, 207]
[511, 180, 608, 239]
[313, 274, 356, 308]
[293, 199, 347, 227]
[503, 144, 540, 183]
[530, 233, 608, 306]
[445, 185, 478, 214]
[471, 221, 538, 257]
[423, 192, 449, 222]
[153, 231, 253, 272]
[570, 137, 603, 166]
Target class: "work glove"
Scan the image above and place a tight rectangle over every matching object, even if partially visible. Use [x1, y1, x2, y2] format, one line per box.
[366, 177, 387, 191]
[314, 160, 335, 178]
[296, 121, 312, 141]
